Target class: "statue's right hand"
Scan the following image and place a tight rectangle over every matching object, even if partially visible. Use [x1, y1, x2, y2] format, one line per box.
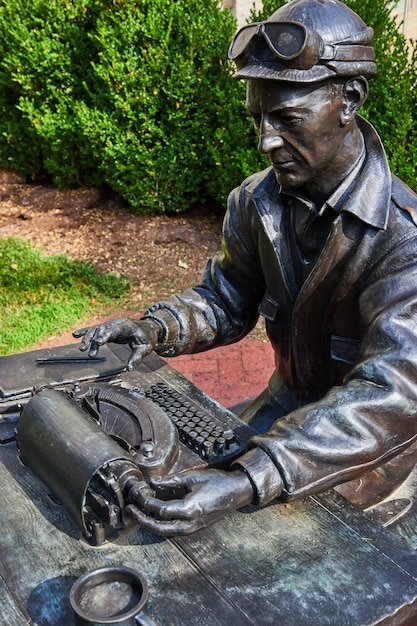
[73, 317, 161, 370]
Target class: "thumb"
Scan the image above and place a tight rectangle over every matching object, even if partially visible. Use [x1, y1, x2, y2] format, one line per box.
[126, 342, 153, 370]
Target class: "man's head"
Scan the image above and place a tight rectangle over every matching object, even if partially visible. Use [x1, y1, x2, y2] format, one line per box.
[228, 0, 377, 84]
[245, 76, 367, 195]
[229, 0, 375, 199]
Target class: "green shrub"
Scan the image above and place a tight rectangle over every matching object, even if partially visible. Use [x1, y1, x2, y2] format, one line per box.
[1, 0, 415, 212]
[252, 0, 417, 191]
[347, 0, 417, 188]
[0, 0, 260, 213]
[0, 237, 130, 354]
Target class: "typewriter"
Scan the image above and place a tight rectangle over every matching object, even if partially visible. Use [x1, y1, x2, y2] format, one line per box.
[0, 343, 253, 545]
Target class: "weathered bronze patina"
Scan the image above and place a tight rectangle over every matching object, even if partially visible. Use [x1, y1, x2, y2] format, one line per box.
[75, 0, 417, 536]
[12, 343, 254, 544]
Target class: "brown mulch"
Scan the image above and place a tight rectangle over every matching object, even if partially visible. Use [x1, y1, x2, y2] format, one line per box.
[0, 169, 267, 340]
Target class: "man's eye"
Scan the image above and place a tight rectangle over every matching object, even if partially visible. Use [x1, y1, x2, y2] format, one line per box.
[281, 116, 302, 127]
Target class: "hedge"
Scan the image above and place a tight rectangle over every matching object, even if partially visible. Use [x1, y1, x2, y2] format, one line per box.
[0, 0, 416, 214]
[0, 0, 261, 213]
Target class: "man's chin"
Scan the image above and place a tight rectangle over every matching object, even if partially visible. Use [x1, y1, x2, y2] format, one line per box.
[273, 169, 304, 189]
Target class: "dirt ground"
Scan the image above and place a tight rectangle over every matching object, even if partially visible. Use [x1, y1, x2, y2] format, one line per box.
[0, 169, 224, 301]
[0, 169, 266, 340]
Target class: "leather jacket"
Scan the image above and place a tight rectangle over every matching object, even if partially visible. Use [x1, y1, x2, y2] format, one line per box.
[143, 117, 417, 508]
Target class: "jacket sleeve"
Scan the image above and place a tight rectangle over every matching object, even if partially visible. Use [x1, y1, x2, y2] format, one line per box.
[234, 230, 417, 505]
[142, 185, 266, 356]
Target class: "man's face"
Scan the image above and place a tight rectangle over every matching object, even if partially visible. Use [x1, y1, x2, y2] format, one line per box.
[246, 79, 348, 193]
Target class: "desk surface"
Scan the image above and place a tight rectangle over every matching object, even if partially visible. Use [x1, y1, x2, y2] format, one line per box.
[1, 347, 417, 626]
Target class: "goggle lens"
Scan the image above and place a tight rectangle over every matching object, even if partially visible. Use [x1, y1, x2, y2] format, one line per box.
[263, 23, 307, 60]
[229, 21, 321, 70]
[229, 24, 259, 59]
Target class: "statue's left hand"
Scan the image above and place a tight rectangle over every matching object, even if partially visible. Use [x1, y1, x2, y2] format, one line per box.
[127, 468, 254, 536]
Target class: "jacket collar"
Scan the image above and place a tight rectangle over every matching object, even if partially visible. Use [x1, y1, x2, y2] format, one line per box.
[247, 115, 391, 231]
[343, 116, 391, 229]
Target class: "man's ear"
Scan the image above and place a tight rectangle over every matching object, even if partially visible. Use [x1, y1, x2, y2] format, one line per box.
[340, 77, 368, 125]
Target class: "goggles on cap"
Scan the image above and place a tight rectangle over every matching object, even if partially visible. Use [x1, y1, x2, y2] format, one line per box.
[228, 20, 375, 71]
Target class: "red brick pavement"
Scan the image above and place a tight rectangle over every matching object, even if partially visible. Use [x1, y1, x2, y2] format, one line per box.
[34, 311, 275, 408]
[170, 340, 275, 407]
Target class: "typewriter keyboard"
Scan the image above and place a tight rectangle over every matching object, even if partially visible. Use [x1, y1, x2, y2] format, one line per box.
[144, 382, 241, 460]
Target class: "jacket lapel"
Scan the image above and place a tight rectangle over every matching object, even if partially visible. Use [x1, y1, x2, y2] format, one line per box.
[249, 169, 299, 303]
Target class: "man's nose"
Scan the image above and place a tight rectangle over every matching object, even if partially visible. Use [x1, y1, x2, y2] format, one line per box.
[258, 117, 285, 154]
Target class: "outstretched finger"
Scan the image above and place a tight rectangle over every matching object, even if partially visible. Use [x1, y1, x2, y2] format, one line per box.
[127, 481, 154, 508]
[75, 326, 100, 353]
[86, 340, 100, 358]
[80, 325, 116, 356]
[150, 472, 192, 491]
[139, 494, 192, 520]
[127, 505, 200, 536]
[72, 327, 88, 338]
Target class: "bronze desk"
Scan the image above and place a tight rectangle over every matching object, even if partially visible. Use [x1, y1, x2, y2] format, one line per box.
[1, 346, 417, 625]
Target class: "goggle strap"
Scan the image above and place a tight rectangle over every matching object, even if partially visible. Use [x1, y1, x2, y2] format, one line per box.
[322, 44, 375, 62]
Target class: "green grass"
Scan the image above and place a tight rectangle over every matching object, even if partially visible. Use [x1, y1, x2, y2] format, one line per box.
[0, 237, 130, 355]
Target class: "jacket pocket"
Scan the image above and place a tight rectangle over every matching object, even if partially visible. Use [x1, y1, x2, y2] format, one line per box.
[330, 334, 360, 365]
[258, 293, 280, 322]
[259, 294, 287, 356]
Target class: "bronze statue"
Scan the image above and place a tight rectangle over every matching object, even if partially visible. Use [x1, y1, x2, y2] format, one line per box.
[74, 0, 417, 535]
